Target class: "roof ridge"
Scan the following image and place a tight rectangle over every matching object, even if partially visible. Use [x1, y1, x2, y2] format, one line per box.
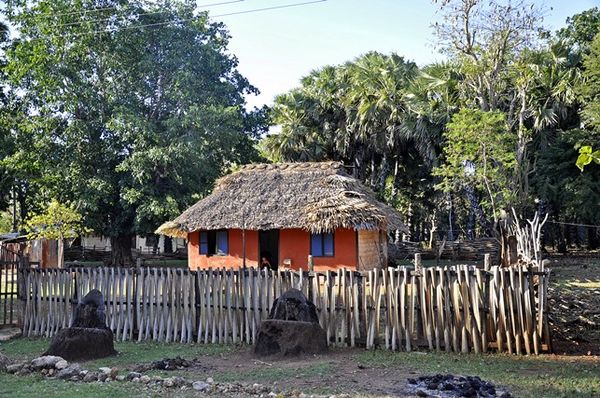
[239, 161, 344, 172]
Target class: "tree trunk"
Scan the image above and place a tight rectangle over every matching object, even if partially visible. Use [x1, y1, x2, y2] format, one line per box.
[163, 236, 173, 253]
[110, 235, 133, 266]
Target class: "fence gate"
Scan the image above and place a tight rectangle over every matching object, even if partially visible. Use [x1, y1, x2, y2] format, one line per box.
[0, 245, 21, 327]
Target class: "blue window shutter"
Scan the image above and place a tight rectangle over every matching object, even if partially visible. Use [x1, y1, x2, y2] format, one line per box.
[199, 232, 209, 255]
[310, 233, 323, 257]
[323, 233, 334, 256]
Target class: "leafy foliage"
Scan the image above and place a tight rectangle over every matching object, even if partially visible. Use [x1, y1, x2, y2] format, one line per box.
[2, 0, 266, 262]
[24, 199, 86, 241]
[433, 109, 516, 220]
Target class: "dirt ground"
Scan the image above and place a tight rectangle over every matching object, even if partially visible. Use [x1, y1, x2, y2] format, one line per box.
[546, 254, 600, 356]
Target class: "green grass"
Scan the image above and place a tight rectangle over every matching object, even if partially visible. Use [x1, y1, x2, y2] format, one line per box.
[355, 350, 600, 398]
[0, 373, 162, 398]
[215, 361, 332, 383]
[1, 337, 238, 369]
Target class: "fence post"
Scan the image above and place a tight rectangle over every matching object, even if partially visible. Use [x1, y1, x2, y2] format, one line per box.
[414, 253, 422, 275]
[484, 253, 492, 271]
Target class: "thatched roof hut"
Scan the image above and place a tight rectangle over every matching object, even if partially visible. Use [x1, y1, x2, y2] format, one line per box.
[157, 161, 407, 237]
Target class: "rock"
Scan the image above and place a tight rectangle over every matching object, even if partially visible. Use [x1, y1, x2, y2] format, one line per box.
[48, 368, 55, 376]
[6, 363, 23, 374]
[0, 352, 11, 371]
[56, 365, 81, 380]
[116, 375, 126, 381]
[255, 319, 327, 356]
[16, 368, 31, 376]
[98, 373, 108, 382]
[163, 376, 185, 388]
[193, 381, 210, 392]
[72, 289, 107, 328]
[268, 288, 319, 323]
[139, 375, 151, 384]
[55, 359, 69, 370]
[206, 377, 214, 384]
[416, 390, 428, 397]
[43, 289, 116, 361]
[44, 327, 116, 361]
[31, 355, 64, 370]
[126, 371, 142, 381]
[83, 372, 98, 382]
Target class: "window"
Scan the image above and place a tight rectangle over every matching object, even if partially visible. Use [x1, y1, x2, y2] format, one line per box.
[310, 232, 334, 257]
[199, 230, 228, 256]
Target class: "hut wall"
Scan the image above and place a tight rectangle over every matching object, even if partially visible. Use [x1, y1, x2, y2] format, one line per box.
[357, 230, 387, 270]
[187, 229, 259, 270]
[279, 228, 357, 271]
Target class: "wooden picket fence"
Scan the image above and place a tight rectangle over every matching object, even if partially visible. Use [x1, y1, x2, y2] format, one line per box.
[19, 263, 551, 355]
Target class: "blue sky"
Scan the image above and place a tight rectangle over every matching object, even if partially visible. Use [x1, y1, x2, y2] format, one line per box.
[208, 0, 600, 109]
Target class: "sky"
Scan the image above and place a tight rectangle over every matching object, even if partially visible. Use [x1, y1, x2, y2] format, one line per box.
[206, 0, 600, 109]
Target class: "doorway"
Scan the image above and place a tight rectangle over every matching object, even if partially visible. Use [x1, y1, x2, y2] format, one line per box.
[259, 230, 279, 270]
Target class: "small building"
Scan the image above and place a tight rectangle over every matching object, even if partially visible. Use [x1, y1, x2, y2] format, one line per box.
[157, 162, 407, 271]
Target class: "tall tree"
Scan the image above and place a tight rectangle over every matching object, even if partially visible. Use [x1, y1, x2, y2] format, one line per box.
[4, 0, 266, 264]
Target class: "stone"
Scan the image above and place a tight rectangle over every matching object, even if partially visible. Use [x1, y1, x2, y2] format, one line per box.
[140, 375, 151, 384]
[43, 289, 116, 361]
[31, 355, 64, 370]
[163, 376, 185, 387]
[116, 375, 126, 381]
[44, 327, 116, 361]
[254, 319, 327, 356]
[83, 372, 98, 382]
[6, 363, 23, 374]
[72, 289, 106, 328]
[192, 381, 210, 391]
[0, 352, 11, 371]
[99, 367, 112, 375]
[55, 359, 69, 370]
[206, 377, 214, 383]
[268, 288, 319, 323]
[97, 373, 108, 382]
[126, 371, 142, 381]
[56, 365, 81, 380]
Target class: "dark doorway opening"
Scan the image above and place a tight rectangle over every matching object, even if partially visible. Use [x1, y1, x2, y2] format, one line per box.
[259, 230, 279, 270]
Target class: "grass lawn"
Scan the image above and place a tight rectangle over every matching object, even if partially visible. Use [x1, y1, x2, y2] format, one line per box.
[355, 350, 600, 398]
[1, 337, 599, 397]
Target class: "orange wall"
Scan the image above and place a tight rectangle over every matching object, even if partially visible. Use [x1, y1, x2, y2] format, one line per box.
[188, 228, 357, 271]
[279, 228, 357, 271]
[188, 229, 258, 270]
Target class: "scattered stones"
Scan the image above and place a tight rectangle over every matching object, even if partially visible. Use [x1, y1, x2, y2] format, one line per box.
[134, 356, 199, 372]
[31, 355, 64, 370]
[407, 374, 512, 397]
[192, 381, 210, 392]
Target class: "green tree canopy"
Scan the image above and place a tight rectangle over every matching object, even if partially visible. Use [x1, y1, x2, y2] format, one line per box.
[4, 0, 266, 263]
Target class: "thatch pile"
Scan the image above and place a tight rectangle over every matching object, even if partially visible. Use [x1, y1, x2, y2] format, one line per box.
[156, 162, 406, 237]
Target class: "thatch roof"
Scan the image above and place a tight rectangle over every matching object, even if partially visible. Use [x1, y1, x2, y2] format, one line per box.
[156, 162, 407, 237]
